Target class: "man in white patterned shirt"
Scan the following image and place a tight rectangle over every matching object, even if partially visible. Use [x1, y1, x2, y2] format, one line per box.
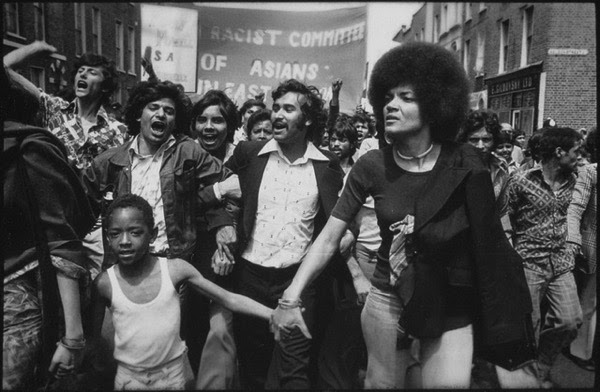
[210, 79, 344, 389]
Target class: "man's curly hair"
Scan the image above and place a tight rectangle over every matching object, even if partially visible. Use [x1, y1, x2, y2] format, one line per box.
[124, 81, 189, 136]
[272, 79, 325, 142]
[238, 98, 266, 125]
[368, 42, 470, 144]
[189, 89, 239, 144]
[71, 53, 119, 106]
[458, 109, 502, 148]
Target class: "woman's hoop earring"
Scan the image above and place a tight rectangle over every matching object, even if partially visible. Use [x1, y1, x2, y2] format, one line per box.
[384, 131, 394, 145]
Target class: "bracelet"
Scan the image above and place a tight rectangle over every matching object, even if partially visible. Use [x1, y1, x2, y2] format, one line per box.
[57, 336, 86, 350]
[278, 298, 302, 310]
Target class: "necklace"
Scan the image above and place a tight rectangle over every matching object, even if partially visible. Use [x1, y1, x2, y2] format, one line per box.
[396, 143, 434, 160]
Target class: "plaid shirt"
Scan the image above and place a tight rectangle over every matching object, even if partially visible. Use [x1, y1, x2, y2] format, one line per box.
[40, 93, 128, 170]
[505, 166, 576, 275]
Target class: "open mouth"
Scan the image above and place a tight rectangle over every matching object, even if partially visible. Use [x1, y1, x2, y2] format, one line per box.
[151, 121, 166, 132]
[77, 80, 88, 89]
[273, 121, 287, 130]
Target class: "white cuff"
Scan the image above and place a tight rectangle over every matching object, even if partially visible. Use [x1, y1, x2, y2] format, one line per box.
[213, 182, 223, 201]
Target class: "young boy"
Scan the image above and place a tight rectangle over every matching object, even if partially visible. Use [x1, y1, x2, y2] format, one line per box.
[90, 194, 273, 390]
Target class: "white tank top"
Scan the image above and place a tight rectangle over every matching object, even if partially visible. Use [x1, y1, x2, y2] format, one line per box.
[108, 258, 186, 369]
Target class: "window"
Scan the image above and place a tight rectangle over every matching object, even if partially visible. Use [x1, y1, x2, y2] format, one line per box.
[465, 3, 472, 21]
[521, 7, 534, 67]
[30, 67, 45, 90]
[4, 3, 20, 35]
[475, 31, 485, 74]
[433, 15, 439, 43]
[92, 7, 102, 54]
[441, 4, 448, 33]
[499, 20, 509, 73]
[421, 28, 425, 42]
[463, 39, 471, 72]
[479, 2, 487, 13]
[74, 3, 86, 55]
[115, 20, 124, 70]
[128, 26, 135, 73]
[34, 3, 45, 40]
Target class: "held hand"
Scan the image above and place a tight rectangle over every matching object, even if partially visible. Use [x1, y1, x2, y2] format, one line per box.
[339, 231, 355, 259]
[352, 274, 372, 305]
[215, 225, 237, 263]
[271, 306, 311, 342]
[332, 79, 343, 95]
[219, 175, 242, 200]
[48, 344, 81, 379]
[211, 249, 235, 276]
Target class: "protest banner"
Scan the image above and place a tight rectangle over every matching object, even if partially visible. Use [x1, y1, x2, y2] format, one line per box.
[140, 4, 198, 91]
[195, 5, 367, 112]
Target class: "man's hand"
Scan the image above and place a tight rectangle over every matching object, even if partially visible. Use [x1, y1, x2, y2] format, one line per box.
[211, 249, 235, 276]
[48, 344, 82, 379]
[352, 274, 372, 305]
[4, 41, 57, 69]
[332, 79, 343, 96]
[255, 91, 266, 101]
[215, 225, 237, 263]
[270, 306, 311, 342]
[218, 175, 241, 200]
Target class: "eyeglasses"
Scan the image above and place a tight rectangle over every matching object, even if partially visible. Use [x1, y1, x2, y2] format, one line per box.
[468, 137, 493, 144]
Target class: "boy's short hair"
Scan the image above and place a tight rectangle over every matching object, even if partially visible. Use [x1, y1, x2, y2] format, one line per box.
[104, 194, 155, 232]
[189, 89, 239, 143]
[538, 127, 583, 162]
[246, 108, 272, 136]
[496, 130, 513, 146]
[459, 109, 502, 148]
[238, 98, 266, 123]
[330, 116, 359, 157]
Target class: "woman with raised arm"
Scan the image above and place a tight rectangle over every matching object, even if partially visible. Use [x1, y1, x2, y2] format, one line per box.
[271, 42, 537, 389]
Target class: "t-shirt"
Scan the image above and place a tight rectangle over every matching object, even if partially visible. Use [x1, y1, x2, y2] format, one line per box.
[333, 146, 431, 291]
[332, 145, 476, 331]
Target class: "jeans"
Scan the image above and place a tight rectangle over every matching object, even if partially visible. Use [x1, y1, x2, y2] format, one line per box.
[524, 267, 582, 379]
[361, 286, 473, 389]
[113, 353, 194, 390]
[233, 258, 315, 389]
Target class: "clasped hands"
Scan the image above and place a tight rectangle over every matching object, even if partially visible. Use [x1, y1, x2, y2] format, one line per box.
[269, 301, 311, 343]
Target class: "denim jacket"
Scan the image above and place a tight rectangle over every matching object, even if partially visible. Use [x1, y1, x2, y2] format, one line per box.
[83, 134, 232, 261]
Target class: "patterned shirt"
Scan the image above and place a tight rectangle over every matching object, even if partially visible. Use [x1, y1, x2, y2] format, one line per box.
[129, 135, 177, 255]
[241, 140, 328, 268]
[40, 93, 128, 170]
[505, 166, 576, 275]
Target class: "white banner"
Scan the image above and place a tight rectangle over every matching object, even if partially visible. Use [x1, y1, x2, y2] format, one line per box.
[140, 4, 198, 91]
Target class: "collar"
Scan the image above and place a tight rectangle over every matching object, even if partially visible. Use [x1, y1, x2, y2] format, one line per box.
[64, 99, 110, 125]
[258, 139, 329, 164]
[529, 165, 577, 187]
[129, 134, 177, 159]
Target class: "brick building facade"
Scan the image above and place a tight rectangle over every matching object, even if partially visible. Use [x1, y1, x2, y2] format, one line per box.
[3, 2, 142, 106]
[394, 3, 596, 135]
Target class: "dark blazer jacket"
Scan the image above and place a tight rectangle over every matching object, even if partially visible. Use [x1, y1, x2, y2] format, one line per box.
[224, 140, 344, 253]
[401, 141, 536, 370]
